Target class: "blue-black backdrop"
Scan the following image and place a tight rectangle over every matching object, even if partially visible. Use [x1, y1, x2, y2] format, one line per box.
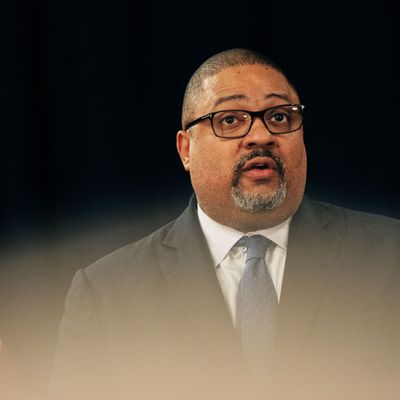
[0, 0, 399, 396]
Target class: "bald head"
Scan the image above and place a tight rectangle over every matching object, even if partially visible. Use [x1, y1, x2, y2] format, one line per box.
[181, 48, 295, 128]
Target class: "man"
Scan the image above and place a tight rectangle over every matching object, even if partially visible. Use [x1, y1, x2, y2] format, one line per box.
[49, 49, 400, 400]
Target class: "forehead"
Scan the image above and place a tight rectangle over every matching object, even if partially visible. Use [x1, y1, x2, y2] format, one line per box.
[198, 64, 298, 112]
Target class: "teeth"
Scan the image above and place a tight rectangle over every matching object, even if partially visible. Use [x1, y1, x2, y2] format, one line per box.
[253, 163, 267, 169]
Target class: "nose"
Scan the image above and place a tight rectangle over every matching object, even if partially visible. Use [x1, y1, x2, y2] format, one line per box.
[241, 115, 277, 149]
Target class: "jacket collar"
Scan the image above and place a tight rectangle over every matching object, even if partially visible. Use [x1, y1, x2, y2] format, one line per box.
[159, 195, 242, 354]
[274, 197, 344, 375]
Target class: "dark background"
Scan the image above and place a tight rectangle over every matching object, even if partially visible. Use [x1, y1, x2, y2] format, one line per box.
[1, 0, 399, 397]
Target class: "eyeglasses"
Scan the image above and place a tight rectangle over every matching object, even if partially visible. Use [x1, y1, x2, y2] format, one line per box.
[184, 104, 305, 138]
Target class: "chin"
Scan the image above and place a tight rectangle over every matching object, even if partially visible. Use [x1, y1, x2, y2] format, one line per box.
[231, 185, 287, 214]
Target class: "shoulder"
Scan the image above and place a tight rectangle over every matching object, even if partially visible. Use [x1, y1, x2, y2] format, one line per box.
[81, 197, 200, 285]
[83, 218, 176, 282]
[307, 198, 399, 231]
[299, 197, 400, 249]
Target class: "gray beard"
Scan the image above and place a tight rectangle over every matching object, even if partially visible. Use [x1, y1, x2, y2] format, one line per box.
[231, 150, 287, 213]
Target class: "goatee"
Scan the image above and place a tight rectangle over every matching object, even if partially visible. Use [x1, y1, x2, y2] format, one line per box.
[231, 149, 287, 212]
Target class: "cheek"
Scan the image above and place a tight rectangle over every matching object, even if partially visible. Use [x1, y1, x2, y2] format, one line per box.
[292, 146, 307, 169]
[282, 138, 307, 178]
[288, 147, 307, 190]
[189, 142, 235, 189]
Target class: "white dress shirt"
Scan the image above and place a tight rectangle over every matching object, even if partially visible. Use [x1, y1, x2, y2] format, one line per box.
[197, 205, 291, 325]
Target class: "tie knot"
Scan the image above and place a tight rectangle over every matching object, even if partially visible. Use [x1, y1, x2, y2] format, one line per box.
[235, 234, 269, 261]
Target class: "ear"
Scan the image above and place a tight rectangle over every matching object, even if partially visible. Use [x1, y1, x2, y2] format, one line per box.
[176, 130, 191, 171]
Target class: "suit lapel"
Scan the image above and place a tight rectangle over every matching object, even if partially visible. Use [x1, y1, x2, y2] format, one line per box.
[156, 196, 346, 374]
[158, 196, 241, 354]
[274, 198, 345, 369]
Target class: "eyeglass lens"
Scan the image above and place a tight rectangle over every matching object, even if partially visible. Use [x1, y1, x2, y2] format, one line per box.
[212, 105, 302, 137]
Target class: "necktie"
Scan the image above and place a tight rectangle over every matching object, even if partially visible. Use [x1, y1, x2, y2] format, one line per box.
[235, 235, 278, 375]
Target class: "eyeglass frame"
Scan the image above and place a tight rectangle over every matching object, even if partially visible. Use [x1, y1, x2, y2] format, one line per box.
[184, 103, 305, 138]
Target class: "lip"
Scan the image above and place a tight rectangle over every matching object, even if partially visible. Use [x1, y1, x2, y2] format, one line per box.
[239, 156, 278, 181]
[242, 157, 277, 172]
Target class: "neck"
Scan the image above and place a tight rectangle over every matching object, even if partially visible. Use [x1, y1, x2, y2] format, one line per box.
[199, 202, 298, 233]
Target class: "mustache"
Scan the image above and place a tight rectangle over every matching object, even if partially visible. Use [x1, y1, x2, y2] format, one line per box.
[232, 149, 286, 187]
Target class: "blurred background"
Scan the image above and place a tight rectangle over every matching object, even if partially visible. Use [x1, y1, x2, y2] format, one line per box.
[1, 0, 399, 397]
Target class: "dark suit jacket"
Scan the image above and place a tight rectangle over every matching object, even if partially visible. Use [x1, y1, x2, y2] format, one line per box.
[48, 196, 400, 400]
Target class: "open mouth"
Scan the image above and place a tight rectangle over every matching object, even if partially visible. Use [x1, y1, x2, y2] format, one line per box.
[232, 150, 285, 188]
[250, 163, 269, 170]
[242, 157, 277, 172]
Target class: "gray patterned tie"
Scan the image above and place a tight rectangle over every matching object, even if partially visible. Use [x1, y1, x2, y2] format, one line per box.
[235, 235, 278, 375]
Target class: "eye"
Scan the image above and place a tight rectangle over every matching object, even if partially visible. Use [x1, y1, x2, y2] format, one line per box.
[220, 114, 239, 126]
[214, 111, 249, 128]
[264, 105, 303, 134]
[271, 112, 289, 123]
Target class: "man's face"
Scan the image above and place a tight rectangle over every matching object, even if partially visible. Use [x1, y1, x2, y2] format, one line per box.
[177, 64, 307, 231]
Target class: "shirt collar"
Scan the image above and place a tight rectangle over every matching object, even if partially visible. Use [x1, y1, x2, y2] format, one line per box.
[197, 204, 291, 268]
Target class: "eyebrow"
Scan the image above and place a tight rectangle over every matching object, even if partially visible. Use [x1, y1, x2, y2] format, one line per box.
[213, 94, 247, 107]
[213, 92, 291, 108]
[265, 93, 291, 102]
